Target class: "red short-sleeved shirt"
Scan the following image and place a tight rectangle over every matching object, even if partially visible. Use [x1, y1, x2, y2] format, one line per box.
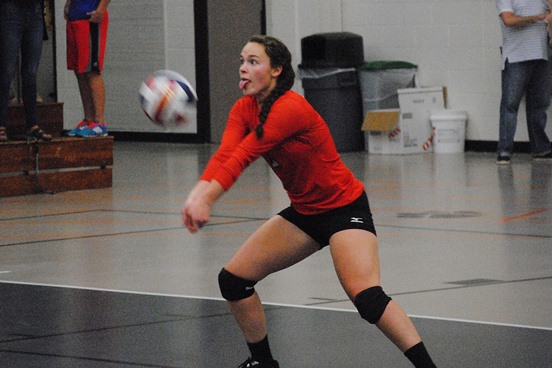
[201, 91, 364, 215]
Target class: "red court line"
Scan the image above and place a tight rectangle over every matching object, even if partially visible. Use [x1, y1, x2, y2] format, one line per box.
[501, 209, 548, 223]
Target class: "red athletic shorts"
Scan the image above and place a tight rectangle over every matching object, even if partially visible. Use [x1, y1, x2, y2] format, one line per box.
[66, 11, 109, 73]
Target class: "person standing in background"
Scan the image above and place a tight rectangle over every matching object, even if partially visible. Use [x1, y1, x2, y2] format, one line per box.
[496, 0, 552, 164]
[546, 0, 552, 40]
[0, 0, 52, 142]
[64, 0, 110, 137]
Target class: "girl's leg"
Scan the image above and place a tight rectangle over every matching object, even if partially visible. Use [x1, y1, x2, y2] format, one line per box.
[330, 229, 421, 350]
[330, 229, 436, 367]
[224, 215, 319, 343]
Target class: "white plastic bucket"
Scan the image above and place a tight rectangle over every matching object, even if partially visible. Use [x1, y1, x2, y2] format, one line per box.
[430, 110, 467, 154]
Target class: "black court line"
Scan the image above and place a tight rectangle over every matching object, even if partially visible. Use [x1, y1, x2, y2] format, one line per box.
[302, 275, 552, 306]
[391, 275, 552, 296]
[1, 282, 551, 368]
[0, 227, 185, 248]
[0, 209, 268, 222]
[0, 350, 179, 368]
[376, 223, 552, 240]
[303, 275, 552, 307]
[2, 208, 551, 241]
[1, 209, 550, 305]
[0, 210, 111, 222]
[0, 211, 266, 248]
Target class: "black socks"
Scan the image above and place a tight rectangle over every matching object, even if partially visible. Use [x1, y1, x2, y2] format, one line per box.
[247, 335, 275, 363]
[248, 335, 434, 367]
[404, 341, 437, 368]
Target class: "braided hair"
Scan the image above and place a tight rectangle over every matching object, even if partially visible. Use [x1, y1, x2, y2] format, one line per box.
[247, 35, 296, 138]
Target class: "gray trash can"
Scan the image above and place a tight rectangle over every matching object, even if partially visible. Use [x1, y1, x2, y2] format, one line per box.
[359, 61, 417, 113]
[299, 32, 365, 152]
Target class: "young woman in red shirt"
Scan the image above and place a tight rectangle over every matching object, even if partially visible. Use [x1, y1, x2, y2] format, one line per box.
[182, 35, 437, 368]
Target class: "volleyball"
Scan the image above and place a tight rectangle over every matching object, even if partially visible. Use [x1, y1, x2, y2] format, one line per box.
[139, 70, 197, 127]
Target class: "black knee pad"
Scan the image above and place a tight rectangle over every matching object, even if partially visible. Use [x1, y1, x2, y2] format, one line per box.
[218, 268, 257, 301]
[353, 286, 392, 324]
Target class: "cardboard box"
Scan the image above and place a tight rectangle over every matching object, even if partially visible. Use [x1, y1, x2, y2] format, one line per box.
[361, 87, 446, 154]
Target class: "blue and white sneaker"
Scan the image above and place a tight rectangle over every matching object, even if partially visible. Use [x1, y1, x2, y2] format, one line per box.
[76, 122, 108, 137]
[66, 120, 90, 137]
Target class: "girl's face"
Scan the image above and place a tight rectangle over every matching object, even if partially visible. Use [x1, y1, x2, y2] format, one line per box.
[239, 42, 282, 104]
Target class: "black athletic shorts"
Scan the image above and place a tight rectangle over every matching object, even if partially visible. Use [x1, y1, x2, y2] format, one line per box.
[278, 191, 376, 249]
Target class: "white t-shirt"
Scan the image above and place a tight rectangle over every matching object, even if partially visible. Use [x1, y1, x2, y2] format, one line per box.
[496, 0, 548, 69]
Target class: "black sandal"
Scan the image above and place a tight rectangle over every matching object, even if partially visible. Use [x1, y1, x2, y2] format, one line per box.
[0, 126, 7, 142]
[28, 125, 52, 141]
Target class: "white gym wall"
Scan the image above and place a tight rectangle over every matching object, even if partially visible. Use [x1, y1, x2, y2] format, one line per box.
[53, 0, 552, 143]
[267, 0, 552, 143]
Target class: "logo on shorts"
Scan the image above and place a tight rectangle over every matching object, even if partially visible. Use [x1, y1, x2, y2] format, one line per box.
[350, 217, 364, 223]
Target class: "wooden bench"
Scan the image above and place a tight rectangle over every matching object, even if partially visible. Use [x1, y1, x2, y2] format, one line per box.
[1, 103, 113, 197]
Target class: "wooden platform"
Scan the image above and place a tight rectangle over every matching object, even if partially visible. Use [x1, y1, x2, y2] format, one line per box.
[1, 103, 113, 197]
[0, 137, 113, 197]
[7, 102, 64, 138]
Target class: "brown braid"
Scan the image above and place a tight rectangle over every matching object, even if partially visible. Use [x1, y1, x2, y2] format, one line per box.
[247, 35, 296, 138]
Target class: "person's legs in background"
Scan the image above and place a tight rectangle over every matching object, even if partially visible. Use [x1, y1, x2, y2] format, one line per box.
[498, 60, 531, 162]
[75, 71, 95, 122]
[68, 17, 109, 138]
[20, 0, 49, 139]
[76, 70, 106, 124]
[0, 0, 24, 141]
[525, 59, 552, 157]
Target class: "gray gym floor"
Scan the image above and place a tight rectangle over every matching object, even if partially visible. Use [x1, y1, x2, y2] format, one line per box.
[1, 141, 551, 367]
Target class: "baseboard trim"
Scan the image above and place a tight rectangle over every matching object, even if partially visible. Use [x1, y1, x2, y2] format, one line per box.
[96, 131, 206, 144]
[465, 140, 531, 153]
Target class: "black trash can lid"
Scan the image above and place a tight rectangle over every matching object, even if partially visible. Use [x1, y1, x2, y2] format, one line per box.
[300, 32, 365, 68]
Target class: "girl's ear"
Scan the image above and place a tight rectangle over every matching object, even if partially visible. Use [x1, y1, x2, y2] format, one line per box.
[271, 65, 283, 78]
